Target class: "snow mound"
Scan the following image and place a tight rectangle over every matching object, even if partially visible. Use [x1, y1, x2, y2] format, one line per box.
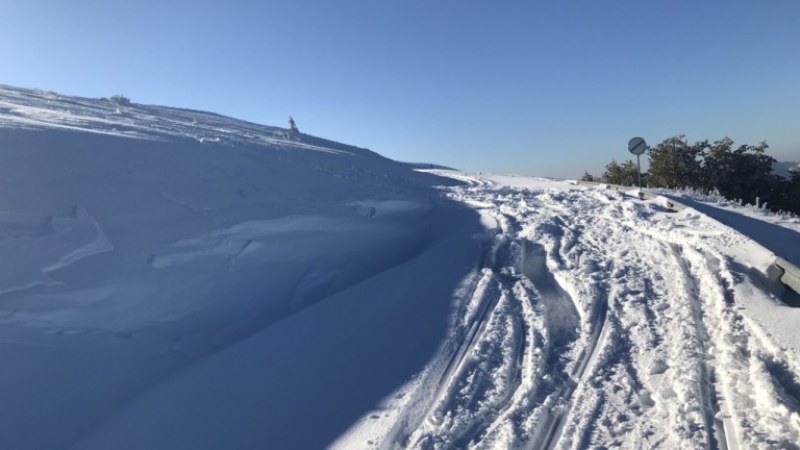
[0, 84, 483, 450]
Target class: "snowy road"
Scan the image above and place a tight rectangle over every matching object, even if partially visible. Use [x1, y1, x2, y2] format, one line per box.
[342, 173, 800, 450]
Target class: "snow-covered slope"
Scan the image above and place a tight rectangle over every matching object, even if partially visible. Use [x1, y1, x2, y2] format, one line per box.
[2, 85, 800, 449]
[0, 85, 484, 449]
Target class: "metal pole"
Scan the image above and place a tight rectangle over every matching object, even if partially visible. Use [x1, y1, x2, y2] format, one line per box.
[636, 154, 642, 188]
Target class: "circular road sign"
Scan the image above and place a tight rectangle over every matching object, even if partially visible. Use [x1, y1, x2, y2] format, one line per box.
[628, 137, 647, 155]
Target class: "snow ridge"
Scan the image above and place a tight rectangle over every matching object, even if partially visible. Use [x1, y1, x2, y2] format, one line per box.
[0, 84, 375, 157]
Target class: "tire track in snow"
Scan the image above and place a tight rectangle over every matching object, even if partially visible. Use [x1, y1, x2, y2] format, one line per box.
[386, 180, 800, 449]
[540, 288, 607, 450]
[458, 197, 602, 448]
[463, 209, 584, 450]
[447, 276, 528, 449]
[670, 244, 728, 450]
[388, 207, 528, 448]
[438, 190, 611, 450]
[383, 269, 499, 448]
[685, 246, 800, 449]
[503, 191, 725, 449]
[533, 218, 609, 450]
[393, 196, 571, 448]
[402, 208, 538, 448]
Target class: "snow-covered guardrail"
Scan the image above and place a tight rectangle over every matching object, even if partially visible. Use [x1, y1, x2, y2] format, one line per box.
[575, 181, 800, 297]
[574, 181, 685, 212]
[775, 257, 800, 297]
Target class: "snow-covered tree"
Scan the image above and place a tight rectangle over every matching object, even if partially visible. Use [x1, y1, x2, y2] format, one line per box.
[288, 116, 299, 134]
[648, 136, 705, 188]
[602, 160, 639, 185]
[109, 95, 131, 106]
[702, 138, 775, 206]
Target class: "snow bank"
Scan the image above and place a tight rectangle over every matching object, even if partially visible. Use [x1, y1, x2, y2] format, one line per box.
[0, 85, 483, 449]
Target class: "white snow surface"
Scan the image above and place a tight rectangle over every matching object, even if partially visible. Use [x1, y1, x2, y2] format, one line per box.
[1, 85, 800, 449]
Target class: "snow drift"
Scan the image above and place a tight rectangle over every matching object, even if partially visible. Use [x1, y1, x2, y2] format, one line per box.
[0, 85, 483, 449]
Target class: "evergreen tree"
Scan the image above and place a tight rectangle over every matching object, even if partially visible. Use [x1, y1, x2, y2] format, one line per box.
[647, 136, 705, 188]
[731, 141, 775, 203]
[602, 160, 639, 185]
[767, 170, 800, 213]
[595, 135, 799, 215]
[703, 138, 775, 205]
[786, 170, 800, 213]
[701, 137, 735, 191]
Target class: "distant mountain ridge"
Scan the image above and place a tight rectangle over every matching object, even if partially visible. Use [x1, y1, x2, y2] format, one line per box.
[773, 160, 800, 178]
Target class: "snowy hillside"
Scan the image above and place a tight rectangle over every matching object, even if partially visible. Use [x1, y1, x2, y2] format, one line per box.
[2, 85, 800, 449]
[0, 85, 484, 449]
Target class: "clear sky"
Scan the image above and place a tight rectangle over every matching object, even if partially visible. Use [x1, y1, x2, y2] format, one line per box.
[1, 0, 798, 177]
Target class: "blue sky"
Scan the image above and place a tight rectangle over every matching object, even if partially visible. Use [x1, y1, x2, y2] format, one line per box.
[2, 0, 798, 177]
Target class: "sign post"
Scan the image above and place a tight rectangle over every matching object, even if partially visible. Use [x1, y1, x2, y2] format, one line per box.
[628, 137, 647, 189]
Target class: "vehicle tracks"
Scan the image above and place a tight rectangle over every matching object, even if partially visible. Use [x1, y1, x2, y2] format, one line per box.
[385, 177, 800, 450]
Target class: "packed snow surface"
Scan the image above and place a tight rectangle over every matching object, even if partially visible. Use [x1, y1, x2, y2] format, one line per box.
[1, 85, 800, 449]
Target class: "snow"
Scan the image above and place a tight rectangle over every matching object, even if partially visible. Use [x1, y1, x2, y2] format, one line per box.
[0, 85, 482, 449]
[340, 172, 800, 449]
[1, 85, 800, 449]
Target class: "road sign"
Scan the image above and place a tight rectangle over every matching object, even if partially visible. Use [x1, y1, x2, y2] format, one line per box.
[628, 137, 647, 188]
[628, 137, 647, 155]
